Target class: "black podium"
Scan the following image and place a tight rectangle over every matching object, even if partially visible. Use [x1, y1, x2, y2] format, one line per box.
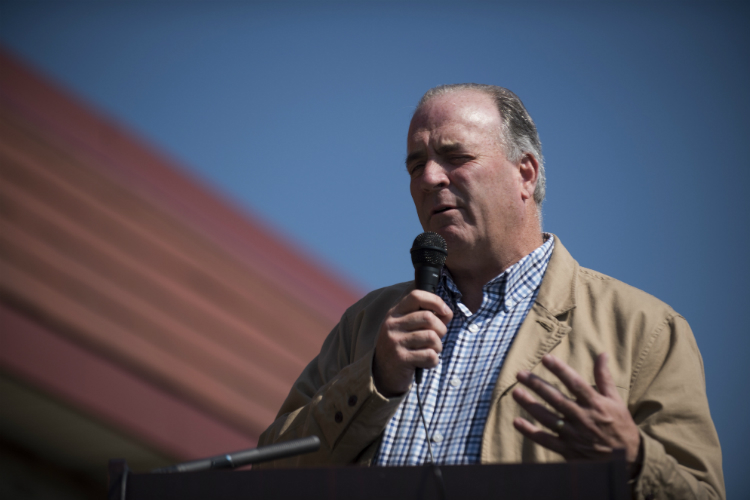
[109, 457, 629, 500]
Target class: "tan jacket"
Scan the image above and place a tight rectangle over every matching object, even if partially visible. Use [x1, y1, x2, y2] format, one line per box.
[258, 237, 724, 500]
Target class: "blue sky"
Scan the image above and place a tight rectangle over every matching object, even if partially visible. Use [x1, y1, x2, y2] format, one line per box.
[2, 1, 748, 495]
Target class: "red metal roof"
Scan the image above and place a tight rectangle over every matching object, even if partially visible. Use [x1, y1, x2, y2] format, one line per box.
[0, 47, 362, 473]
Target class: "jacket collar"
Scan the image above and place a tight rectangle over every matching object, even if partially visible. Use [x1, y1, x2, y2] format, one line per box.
[534, 234, 578, 318]
[486, 234, 578, 408]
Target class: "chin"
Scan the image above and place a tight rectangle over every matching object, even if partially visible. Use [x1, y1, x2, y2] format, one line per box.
[433, 227, 470, 250]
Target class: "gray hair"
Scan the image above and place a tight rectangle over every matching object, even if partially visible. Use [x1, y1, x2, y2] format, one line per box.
[416, 84, 546, 206]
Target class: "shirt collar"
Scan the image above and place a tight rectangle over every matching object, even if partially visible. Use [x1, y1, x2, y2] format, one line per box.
[439, 234, 555, 313]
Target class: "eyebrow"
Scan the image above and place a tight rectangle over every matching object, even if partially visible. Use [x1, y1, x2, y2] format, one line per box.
[405, 150, 425, 169]
[435, 143, 465, 155]
[405, 142, 467, 169]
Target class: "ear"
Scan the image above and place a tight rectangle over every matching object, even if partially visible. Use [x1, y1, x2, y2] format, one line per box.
[518, 153, 539, 201]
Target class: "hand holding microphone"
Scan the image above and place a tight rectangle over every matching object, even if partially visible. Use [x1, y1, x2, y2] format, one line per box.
[372, 232, 451, 397]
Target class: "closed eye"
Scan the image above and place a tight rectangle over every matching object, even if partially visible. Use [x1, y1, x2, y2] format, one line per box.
[407, 162, 425, 176]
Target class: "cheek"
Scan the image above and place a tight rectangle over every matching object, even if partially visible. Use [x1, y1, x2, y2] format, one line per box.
[409, 181, 427, 221]
[409, 179, 420, 205]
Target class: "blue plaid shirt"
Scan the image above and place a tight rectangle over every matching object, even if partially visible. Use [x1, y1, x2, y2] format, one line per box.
[374, 235, 555, 466]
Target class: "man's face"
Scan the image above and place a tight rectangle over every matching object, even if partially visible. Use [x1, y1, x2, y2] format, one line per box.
[407, 90, 532, 261]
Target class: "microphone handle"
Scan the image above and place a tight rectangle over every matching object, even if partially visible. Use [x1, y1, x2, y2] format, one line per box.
[414, 264, 441, 385]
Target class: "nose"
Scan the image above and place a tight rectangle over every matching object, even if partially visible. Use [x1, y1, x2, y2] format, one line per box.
[419, 159, 450, 192]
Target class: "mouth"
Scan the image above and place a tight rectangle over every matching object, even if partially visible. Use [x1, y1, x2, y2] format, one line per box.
[432, 205, 457, 216]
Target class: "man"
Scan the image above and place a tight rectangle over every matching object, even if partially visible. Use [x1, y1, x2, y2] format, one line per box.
[258, 84, 724, 500]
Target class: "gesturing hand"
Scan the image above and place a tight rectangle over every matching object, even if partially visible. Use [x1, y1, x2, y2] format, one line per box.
[512, 353, 641, 467]
[373, 290, 453, 397]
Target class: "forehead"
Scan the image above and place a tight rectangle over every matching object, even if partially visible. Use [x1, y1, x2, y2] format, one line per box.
[407, 90, 501, 151]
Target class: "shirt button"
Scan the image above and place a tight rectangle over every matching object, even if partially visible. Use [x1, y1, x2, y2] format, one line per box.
[348, 395, 358, 407]
[450, 376, 462, 388]
[432, 431, 444, 443]
[334, 411, 343, 423]
[468, 324, 479, 333]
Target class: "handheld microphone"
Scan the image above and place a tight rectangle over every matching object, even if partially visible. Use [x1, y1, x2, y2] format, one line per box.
[410, 232, 448, 384]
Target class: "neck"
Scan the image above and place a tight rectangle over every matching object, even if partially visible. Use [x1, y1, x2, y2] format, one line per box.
[447, 222, 543, 313]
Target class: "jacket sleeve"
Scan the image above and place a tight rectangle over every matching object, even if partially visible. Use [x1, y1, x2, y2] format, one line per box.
[255, 290, 406, 467]
[629, 314, 725, 500]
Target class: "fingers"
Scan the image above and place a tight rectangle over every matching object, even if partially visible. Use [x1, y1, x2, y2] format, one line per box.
[396, 309, 449, 338]
[516, 369, 581, 420]
[400, 329, 443, 353]
[541, 355, 598, 404]
[515, 414, 614, 460]
[512, 417, 567, 456]
[397, 290, 453, 327]
[594, 353, 620, 400]
[517, 354, 620, 420]
[405, 341, 443, 369]
[393, 328, 444, 369]
[513, 386, 617, 461]
[512, 386, 569, 433]
[373, 290, 452, 396]
[513, 354, 641, 465]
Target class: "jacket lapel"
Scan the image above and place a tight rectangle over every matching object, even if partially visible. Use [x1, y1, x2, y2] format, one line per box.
[489, 236, 578, 404]
[491, 305, 570, 402]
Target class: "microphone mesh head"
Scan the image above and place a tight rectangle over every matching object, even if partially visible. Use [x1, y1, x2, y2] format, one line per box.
[410, 232, 448, 267]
